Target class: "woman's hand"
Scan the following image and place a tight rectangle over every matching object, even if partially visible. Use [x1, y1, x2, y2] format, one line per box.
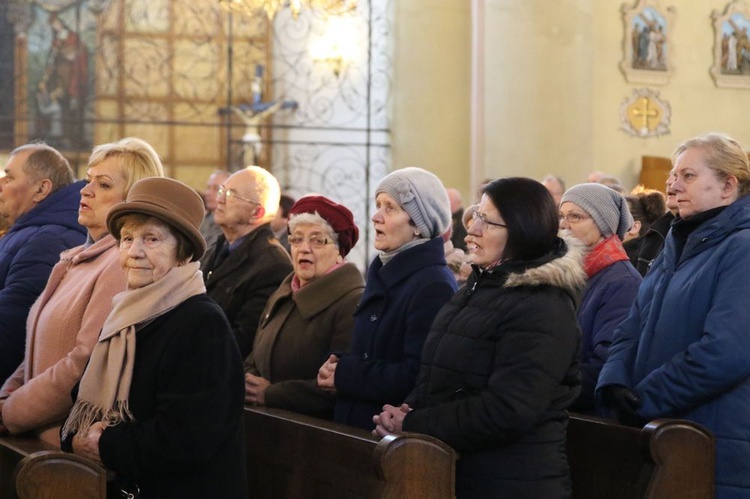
[245, 373, 271, 405]
[71, 421, 106, 465]
[372, 403, 412, 438]
[317, 354, 339, 392]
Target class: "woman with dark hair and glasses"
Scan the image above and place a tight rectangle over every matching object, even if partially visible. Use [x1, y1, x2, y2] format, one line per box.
[244, 196, 364, 418]
[559, 183, 641, 415]
[374, 177, 586, 498]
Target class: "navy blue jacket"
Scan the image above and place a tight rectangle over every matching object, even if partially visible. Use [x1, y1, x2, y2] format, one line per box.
[572, 259, 640, 414]
[598, 193, 750, 498]
[333, 237, 457, 430]
[0, 180, 85, 382]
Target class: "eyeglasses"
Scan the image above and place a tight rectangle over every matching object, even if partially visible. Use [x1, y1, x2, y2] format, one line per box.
[288, 234, 333, 249]
[217, 185, 260, 205]
[559, 212, 590, 224]
[469, 206, 507, 231]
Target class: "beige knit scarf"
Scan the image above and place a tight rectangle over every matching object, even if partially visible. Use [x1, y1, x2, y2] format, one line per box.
[61, 262, 206, 439]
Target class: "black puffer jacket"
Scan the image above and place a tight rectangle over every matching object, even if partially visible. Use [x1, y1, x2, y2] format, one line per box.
[403, 236, 586, 499]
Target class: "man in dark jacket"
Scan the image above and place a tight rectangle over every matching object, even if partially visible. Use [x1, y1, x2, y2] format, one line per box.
[0, 143, 86, 383]
[200, 166, 292, 359]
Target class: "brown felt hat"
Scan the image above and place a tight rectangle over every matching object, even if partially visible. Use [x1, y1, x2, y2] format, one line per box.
[107, 177, 207, 261]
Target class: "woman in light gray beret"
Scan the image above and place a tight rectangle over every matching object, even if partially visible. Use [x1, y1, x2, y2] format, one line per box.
[317, 167, 458, 431]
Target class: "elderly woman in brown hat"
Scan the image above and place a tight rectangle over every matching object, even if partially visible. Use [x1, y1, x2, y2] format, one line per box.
[244, 195, 364, 419]
[60, 177, 247, 499]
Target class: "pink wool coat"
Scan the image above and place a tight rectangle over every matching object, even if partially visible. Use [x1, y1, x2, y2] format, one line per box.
[0, 235, 126, 445]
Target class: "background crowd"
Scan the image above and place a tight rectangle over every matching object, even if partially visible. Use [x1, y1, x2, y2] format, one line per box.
[0, 131, 747, 498]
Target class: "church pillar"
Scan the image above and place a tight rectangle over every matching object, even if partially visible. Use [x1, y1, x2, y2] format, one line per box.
[472, 0, 595, 188]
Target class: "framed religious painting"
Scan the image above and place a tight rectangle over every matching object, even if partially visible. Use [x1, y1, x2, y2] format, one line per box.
[710, 0, 750, 88]
[9, 0, 108, 153]
[620, 0, 676, 85]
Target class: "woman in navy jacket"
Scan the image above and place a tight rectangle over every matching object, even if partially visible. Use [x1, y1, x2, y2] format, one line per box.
[318, 167, 457, 430]
[559, 183, 641, 414]
[598, 133, 750, 498]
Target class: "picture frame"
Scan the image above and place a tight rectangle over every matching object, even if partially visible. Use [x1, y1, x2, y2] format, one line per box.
[619, 0, 676, 85]
[710, 0, 750, 88]
[619, 88, 671, 138]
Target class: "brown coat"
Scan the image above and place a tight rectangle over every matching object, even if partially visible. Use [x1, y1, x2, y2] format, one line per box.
[245, 263, 364, 419]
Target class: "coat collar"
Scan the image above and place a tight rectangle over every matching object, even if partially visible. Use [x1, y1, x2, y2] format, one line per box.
[61, 234, 118, 266]
[9, 180, 86, 235]
[356, 237, 448, 309]
[498, 233, 587, 296]
[206, 223, 283, 280]
[664, 193, 750, 267]
[264, 263, 364, 321]
[367, 237, 447, 290]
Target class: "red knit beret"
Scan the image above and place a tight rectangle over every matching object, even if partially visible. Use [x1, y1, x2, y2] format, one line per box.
[289, 196, 359, 257]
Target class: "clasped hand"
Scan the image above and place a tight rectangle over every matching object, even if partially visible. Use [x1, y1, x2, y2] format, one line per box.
[601, 384, 647, 428]
[245, 373, 271, 405]
[372, 403, 412, 438]
[71, 421, 106, 465]
[317, 354, 338, 392]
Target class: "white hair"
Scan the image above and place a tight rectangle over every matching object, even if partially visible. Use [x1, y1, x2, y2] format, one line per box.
[288, 212, 338, 247]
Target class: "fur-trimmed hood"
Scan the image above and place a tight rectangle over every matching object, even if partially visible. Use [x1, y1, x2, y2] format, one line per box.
[503, 233, 587, 295]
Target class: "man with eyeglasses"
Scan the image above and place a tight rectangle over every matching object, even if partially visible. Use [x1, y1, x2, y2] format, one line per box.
[199, 169, 230, 250]
[200, 166, 292, 359]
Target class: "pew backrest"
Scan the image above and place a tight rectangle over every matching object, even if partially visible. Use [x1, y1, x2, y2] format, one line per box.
[568, 413, 715, 499]
[244, 406, 456, 499]
[0, 436, 105, 499]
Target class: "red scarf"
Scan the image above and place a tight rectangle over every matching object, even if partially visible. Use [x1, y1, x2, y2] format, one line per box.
[584, 235, 629, 278]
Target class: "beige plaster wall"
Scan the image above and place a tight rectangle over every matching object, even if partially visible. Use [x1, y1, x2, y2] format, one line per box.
[481, 0, 595, 190]
[591, 0, 750, 191]
[391, 0, 750, 199]
[390, 0, 473, 200]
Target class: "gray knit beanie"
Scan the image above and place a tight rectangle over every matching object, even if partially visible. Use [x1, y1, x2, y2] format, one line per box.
[560, 183, 633, 240]
[375, 167, 451, 239]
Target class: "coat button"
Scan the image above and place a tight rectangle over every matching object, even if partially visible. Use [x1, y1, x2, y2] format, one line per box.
[369, 314, 377, 322]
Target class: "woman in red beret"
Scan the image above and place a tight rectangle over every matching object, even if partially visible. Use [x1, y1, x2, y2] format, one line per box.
[243, 195, 365, 419]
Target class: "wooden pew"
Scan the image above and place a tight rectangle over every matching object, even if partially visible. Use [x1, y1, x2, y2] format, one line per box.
[0, 435, 106, 499]
[568, 413, 715, 499]
[0, 410, 713, 498]
[244, 406, 456, 498]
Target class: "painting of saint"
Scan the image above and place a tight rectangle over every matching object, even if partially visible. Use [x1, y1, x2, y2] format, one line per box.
[28, 6, 95, 151]
[631, 7, 668, 71]
[721, 13, 750, 74]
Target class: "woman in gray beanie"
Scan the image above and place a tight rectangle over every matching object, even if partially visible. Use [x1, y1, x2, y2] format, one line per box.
[317, 167, 458, 430]
[559, 183, 641, 415]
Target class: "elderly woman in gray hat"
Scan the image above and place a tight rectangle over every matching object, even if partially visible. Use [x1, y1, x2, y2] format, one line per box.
[60, 177, 247, 499]
[317, 167, 458, 431]
[559, 183, 641, 415]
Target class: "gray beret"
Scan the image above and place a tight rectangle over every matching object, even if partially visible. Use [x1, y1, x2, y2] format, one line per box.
[375, 167, 451, 239]
[561, 183, 633, 240]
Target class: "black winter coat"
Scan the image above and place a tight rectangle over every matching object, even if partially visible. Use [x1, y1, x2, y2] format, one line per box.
[623, 211, 674, 276]
[201, 223, 292, 358]
[91, 295, 247, 499]
[403, 238, 586, 499]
